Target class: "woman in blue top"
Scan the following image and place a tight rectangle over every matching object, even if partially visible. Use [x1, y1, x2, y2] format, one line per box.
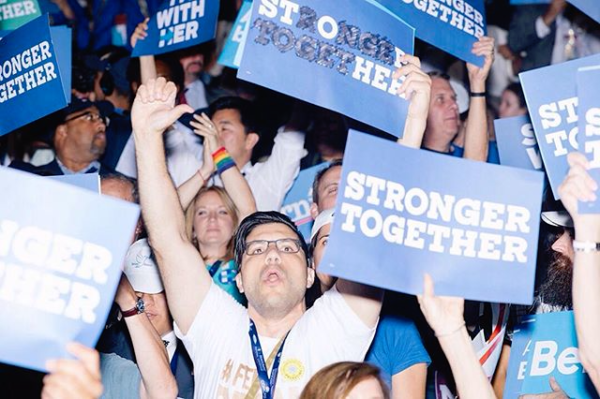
[178, 113, 257, 305]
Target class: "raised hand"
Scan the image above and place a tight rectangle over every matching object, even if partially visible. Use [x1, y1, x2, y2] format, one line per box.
[131, 77, 194, 139]
[467, 36, 495, 91]
[130, 18, 149, 49]
[519, 376, 569, 399]
[417, 274, 465, 337]
[42, 343, 103, 399]
[393, 54, 431, 120]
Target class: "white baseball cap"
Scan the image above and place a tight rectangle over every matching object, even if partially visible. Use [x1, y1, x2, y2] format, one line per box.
[541, 211, 573, 228]
[123, 238, 164, 294]
[310, 208, 335, 242]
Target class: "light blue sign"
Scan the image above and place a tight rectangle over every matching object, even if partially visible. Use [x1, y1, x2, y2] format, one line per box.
[132, 0, 219, 56]
[281, 163, 327, 240]
[495, 115, 544, 172]
[238, 0, 415, 138]
[48, 174, 101, 193]
[0, 167, 140, 372]
[570, 0, 600, 24]
[320, 130, 544, 305]
[375, 0, 486, 66]
[520, 53, 600, 200]
[218, 0, 252, 69]
[509, 0, 549, 4]
[577, 66, 600, 214]
[0, 15, 70, 137]
[504, 312, 598, 398]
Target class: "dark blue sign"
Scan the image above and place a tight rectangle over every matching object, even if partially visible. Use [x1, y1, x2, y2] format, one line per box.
[495, 115, 544, 172]
[0, 167, 140, 372]
[238, 0, 415, 137]
[504, 312, 597, 398]
[280, 163, 327, 240]
[48, 174, 101, 193]
[375, 0, 486, 66]
[577, 66, 600, 214]
[218, 0, 252, 69]
[132, 0, 219, 56]
[0, 15, 70, 136]
[520, 53, 600, 200]
[320, 130, 544, 305]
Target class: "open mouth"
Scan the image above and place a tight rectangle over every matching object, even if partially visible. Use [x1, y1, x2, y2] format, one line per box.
[262, 268, 283, 285]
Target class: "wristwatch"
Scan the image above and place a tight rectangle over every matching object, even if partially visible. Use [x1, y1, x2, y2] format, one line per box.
[121, 297, 145, 318]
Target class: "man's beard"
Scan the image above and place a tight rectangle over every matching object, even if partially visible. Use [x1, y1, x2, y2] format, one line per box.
[537, 252, 573, 311]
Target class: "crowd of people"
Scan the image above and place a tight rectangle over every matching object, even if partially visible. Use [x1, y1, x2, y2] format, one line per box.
[1, 0, 600, 398]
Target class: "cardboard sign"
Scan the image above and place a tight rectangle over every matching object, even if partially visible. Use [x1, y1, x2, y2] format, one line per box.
[132, 0, 219, 56]
[238, 0, 415, 138]
[375, 0, 486, 66]
[504, 312, 597, 398]
[0, 0, 41, 36]
[218, 0, 252, 69]
[576, 66, 600, 214]
[280, 163, 327, 240]
[0, 15, 70, 137]
[0, 167, 140, 372]
[320, 130, 544, 305]
[495, 115, 544, 172]
[48, 174, 101, 193]
[520, 53, 600, 199]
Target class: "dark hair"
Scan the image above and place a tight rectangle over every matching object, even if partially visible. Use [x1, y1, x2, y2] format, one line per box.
[312, 159, 343, 205]
[427, 71, 451, 81]
[208, 96, 260, 136]
[504, 82, 527, 109]
[100, 173, 139, 204]
[234, 211, 309, 267]
[155, 54, 185, 92]
[300, 362, 390, 399]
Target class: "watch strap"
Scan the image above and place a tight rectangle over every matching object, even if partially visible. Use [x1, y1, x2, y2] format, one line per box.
[121, 298, 144, 318]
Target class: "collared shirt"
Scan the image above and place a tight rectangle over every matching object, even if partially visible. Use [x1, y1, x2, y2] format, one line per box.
[162, 330, 178, 362]
[535, 13, 600, 64]
[56, 157, 101, 175]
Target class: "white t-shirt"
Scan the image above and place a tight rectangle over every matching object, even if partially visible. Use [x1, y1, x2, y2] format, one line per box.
[175, 283, 376, 399]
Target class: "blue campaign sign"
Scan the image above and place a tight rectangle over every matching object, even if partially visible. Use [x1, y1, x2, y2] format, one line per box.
[48, 174, 101, 193]
[0, 14, 70, 137]
[577, 66, 600, 214]
[238, 0, 415, 138]
[280, 163, 327, 240]
[495, 115, 544, 172]
[504, 312, 597, 398]
[218, 0, 252, 69]
[0, 167, 140, 372]
[520, 53, 600, 200]
[320, 130, 544, 305]
[132, 0, 219, 56]
[375, 0, 486, 67]
[570, 0, 600, 24]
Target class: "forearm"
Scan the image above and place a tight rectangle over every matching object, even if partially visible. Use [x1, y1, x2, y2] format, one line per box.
[177, 171, 207, 210]
[140, 56, 158, 85]
[220, 166, 257, 222]
[124, 314, 176, 399]
[439, 327, 496, 399]
[335, 279, 383, 329]
[463, 95, 488, 161]
[398, 115, 426, 149]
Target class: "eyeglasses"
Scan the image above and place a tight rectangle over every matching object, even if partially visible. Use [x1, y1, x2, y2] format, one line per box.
[64, 111, 108, 126]
[244, 238, 303, 256]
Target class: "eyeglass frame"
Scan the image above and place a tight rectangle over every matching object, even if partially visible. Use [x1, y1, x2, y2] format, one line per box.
[64, 110, 109, 126]
[243, 238, 304, 256]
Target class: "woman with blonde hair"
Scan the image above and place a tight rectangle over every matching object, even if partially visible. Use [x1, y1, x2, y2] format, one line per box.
[300, 362, 390, 399]
[177, 113, 256, 304]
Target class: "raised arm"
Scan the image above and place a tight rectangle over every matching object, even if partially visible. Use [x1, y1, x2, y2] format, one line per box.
[131, 77, 211, 334]
[394, 54, 431, 149]
[114, 276, 177, 399]
[558, 152, 600, 393]
[176, 139, 214, 210]
[334, 280, 383, 329]
[131, 19, 157, 84]
[190, 113, 257, 221]
[464, 36, 494, 161]
[418, 274, 496, 399]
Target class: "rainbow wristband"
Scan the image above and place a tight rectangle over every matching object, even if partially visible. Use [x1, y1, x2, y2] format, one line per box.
[212, 147, 236, 175]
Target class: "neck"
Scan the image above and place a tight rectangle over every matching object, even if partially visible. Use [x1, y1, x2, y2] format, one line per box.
[235, 154, 251, 170]
[57, 155, 94, 172]
[107, 94, 130, 112]
[184, 73, 198, 87]
[248, 303, 305, 338]
[422, 131, 451, 153]
[200, 242, 228, 264]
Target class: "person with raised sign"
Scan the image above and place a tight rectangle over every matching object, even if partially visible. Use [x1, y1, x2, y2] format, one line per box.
[130, 77, 383, 398]
[558, 152, 600, 394]
[422, 36, 495, 162]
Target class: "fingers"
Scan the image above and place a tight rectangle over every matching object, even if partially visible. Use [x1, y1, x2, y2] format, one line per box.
[423, 273, 435, 298]
[66, 342, 101, 382]
[398, 72, 431, 98]
[549, 376, 563, 392]
[392, 55, 423, 79]
[136, 77, 178, 104]
[191, 113, 218, 137]
[567, 151, 591, 169]
[169, 104, 195, 122]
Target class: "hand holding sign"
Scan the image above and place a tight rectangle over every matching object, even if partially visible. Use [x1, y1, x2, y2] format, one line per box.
[519, 377, 569, 399]
[132, 77, 193, 138]
[131, 18, 150, 49]
[42, 342, 103, 399]
[417, 274, 465, 337]
[467, 36, 495, 91]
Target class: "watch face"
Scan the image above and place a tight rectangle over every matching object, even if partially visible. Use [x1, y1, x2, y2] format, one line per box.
[137, 298, 145, 313]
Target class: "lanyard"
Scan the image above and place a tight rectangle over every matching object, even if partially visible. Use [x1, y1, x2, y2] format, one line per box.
[207, 260, 223, 278]
[248, 319, 289, 399]
[170, 347, 179, 375]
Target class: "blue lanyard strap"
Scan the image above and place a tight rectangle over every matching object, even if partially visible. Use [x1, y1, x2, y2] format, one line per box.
[249, 319, 289, 399]
[207, 260, 223, 277]
[169, 347, 179, 375]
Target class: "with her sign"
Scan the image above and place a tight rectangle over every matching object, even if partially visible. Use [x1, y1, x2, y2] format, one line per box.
[238, 0, 415, 137]
[0, 168, 140, 372]
[320, 131, 544, 305]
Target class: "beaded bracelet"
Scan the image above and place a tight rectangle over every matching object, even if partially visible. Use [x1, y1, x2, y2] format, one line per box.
[212, 147, 236, 175]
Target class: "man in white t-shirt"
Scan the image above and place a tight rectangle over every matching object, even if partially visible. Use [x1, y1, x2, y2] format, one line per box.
[130, 78, 383, 399]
